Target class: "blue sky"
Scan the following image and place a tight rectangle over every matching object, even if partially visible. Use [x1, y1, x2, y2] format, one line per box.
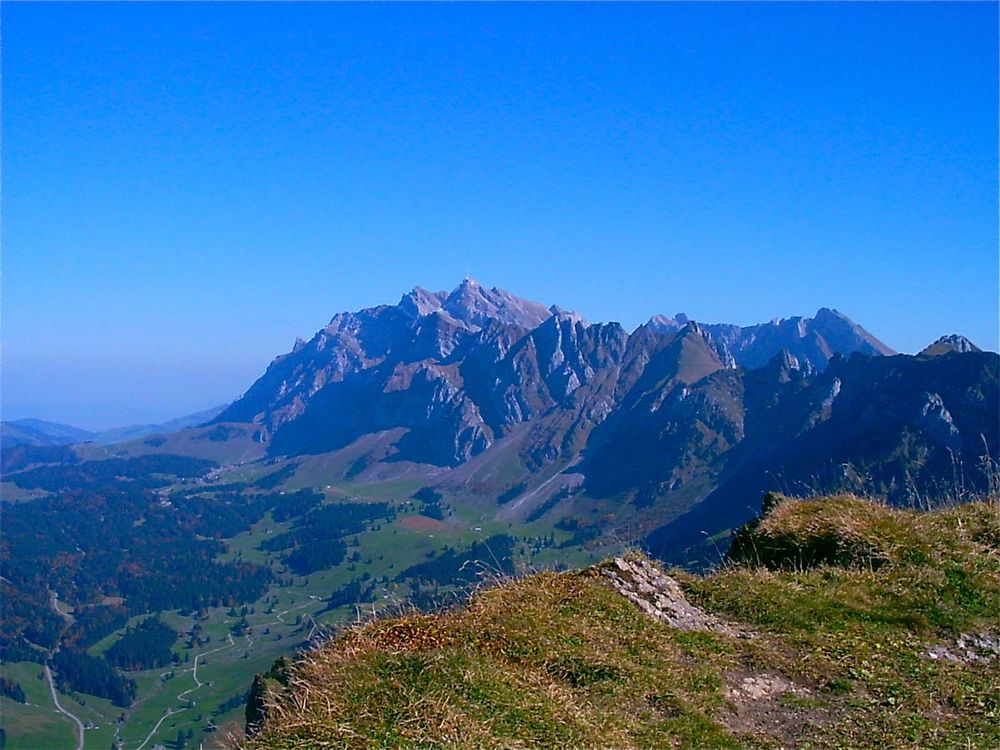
[3, 2, 997, 429]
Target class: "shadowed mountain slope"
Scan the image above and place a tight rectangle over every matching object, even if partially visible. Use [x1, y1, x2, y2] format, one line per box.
[647, 348, 1000, 565]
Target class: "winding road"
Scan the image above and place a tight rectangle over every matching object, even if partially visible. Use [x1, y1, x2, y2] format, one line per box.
[132, 633, 236, 750]
[131, 595, 319, 750]
[44, 665, 85, 750]
[45, 592, 86, 750]
[176, 632, 236, 702]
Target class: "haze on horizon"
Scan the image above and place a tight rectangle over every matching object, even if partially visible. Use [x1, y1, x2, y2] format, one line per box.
[2, 2, 997, 430]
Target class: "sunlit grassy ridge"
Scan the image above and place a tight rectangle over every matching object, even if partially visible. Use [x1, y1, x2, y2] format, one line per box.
[239, 495, 1000, 750]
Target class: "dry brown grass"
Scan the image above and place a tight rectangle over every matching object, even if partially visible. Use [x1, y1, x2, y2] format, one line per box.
[729, 493, 1000, 572]
[240, 570, 749, 749]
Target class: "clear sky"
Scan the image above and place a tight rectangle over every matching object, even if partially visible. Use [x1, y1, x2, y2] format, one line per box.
[2, 2, 997, 429]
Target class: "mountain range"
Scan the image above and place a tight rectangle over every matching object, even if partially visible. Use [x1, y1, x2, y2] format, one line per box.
[215, 278, 894, 462]
[4, 280, 996, 561]
[2, 280, 996, 750]
[195, 279, 996, 560]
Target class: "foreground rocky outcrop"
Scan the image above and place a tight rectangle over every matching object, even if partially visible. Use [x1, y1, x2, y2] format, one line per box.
[593, 555, 744, 637]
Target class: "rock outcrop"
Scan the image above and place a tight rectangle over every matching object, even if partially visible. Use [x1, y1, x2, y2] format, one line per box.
[594, 555, 742, 636]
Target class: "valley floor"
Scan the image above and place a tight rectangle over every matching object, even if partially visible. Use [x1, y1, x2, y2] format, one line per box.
[2, 478, 600, 750]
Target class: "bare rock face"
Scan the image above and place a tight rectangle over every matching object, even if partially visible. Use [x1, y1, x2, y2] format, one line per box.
[219, 281, 638, 468]
[698, 307, 895, 372]
[398, 279, 553, 331]
[215, 281, 551, 465]
[914, 392, 962, 450]
[218, 284, 897, 463]
[593, 555, 742, 637]
[442, 277, 552, 331]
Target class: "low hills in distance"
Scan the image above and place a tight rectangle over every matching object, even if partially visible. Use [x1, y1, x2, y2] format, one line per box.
[0, 418, 95, 449]
[0, 406, 226, 450]
[1, 280, 997, 750]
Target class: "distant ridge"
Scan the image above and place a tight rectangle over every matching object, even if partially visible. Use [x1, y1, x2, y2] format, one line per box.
[1, 405, 227, 450]
[0, 419, 94, 449]
[647, 307, 896, 370]
[88, 405, 227, 445]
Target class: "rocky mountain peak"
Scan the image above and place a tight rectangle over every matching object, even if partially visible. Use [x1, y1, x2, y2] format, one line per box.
[757, 348, 806, 384]
[656, 320, 728, 384]
[547, 305, 588, 326]
[813, 307, 848, 322]
[810, 308, 896, 357]
[678, 320, 703, 336]
[919, 335, 981, 358]
[396, 280, 552, 332]
[399, 286, 447, 318]
[695, 308, 895, 371]
[441, 279, 552, 331]
[646, 313, 689, 334]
